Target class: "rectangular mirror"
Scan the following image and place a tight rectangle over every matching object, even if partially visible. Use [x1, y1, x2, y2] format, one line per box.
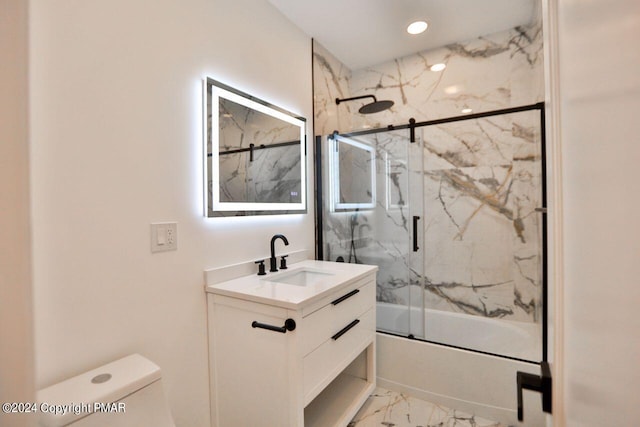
[329, 135, 376, 211]
[204, 78, 307, 217]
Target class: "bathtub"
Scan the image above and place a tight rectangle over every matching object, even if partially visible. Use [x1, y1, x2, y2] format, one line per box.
[376, 302, 542, 361]
[375, 302, 546, 426]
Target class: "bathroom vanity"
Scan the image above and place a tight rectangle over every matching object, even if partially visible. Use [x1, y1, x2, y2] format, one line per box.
[205, 259, 377, 426]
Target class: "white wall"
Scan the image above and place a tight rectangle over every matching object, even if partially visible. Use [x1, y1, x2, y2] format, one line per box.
[557, 0, 640, 425]
[29, 1, 313, 425]
[0, 1, 35, 426]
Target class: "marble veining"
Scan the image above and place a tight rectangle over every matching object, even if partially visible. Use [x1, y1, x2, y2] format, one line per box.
[421, 109, 542, 323]
[316, 20, 544, 336]
[313, 42, 354, 138]
[313, 22, 544, 135]
[349, 388, 502, 427]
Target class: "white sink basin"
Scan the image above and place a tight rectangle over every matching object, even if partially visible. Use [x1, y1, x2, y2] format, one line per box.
[267, 268, 334, 287]
[206, 259, 378, 309]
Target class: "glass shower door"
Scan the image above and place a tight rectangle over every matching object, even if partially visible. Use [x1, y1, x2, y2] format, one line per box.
[319, 129, 424, 338]
[419, 109, 544, 362]
[318, 105, 546, 363]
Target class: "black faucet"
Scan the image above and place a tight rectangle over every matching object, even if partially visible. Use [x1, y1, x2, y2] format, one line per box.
[270, 234, 289, 272]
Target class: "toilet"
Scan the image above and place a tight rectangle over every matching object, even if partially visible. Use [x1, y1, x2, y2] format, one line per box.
[37, 354, 175, 427]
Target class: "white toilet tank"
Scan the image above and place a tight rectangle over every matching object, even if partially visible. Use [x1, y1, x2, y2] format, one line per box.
[36, 354, 175, 427]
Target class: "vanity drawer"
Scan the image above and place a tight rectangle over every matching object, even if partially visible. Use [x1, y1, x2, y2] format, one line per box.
[301, 279, 374, 356]
[302, 308, 375, 406]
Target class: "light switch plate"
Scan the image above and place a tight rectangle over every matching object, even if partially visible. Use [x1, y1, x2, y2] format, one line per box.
[150, 222, 177, 253]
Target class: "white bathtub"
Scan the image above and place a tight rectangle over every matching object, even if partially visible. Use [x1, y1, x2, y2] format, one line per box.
[375, 303, 546, 426]
[376, 302, 542, 361]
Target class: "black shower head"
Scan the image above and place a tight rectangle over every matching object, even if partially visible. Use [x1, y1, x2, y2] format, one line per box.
[358, 99, 394, 114]
[335, 95, 394, 114]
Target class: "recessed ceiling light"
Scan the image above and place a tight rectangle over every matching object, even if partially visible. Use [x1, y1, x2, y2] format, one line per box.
[430, 63, 446, 72]
[444, 85, 463, 95]
[461, 107, 473, 114]
[407, 21, 428, 35]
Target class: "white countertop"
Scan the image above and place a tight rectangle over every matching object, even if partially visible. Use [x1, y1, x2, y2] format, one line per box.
[205, 260, 377, 309]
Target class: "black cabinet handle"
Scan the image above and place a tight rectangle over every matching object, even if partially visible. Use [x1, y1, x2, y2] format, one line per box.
[331, 289, 360, 305]
[331, 319, 360, 340]
[251, 318, 296, 334]
[413, 216, 420, 252]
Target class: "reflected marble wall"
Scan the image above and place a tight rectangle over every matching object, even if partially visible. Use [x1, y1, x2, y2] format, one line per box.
[216, 101, 302, 205]
[219, 145, 301, 203]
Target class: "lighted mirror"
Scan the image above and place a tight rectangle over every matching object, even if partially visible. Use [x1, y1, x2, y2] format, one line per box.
[330, 135, 376, 211]
[204, 78, 307, 217]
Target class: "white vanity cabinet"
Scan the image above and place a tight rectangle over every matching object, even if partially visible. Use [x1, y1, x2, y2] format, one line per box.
[205, 260, 377, 427]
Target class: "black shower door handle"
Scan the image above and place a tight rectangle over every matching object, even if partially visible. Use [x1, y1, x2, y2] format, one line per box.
[413, 216, 420, 252]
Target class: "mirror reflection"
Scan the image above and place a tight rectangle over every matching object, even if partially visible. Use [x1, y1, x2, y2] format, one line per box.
[385, 156, 407, 210]
[205, 78, 306, 216]
[330, 135, 376, 210]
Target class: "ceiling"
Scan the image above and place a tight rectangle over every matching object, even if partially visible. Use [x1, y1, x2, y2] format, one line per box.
[268, 0, 537, 70]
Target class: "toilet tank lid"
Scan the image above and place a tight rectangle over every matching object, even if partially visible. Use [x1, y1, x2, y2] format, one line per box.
[37, 354, 162, 426]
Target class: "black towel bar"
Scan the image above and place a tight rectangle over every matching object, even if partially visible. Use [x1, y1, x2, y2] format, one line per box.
[251, 318, 296, 334]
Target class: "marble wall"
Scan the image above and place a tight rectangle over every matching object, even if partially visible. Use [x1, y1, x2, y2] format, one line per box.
[314, 21, 544, 328]
[420, 111, 542, 323]
[313, 42, 354, 138]
[314, 25, 544, 135]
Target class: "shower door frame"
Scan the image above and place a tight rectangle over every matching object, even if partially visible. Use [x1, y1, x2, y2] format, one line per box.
[315, 102, 548, 364]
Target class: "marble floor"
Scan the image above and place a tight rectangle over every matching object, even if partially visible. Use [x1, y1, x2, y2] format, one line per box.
[349, 388, 502, 427]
